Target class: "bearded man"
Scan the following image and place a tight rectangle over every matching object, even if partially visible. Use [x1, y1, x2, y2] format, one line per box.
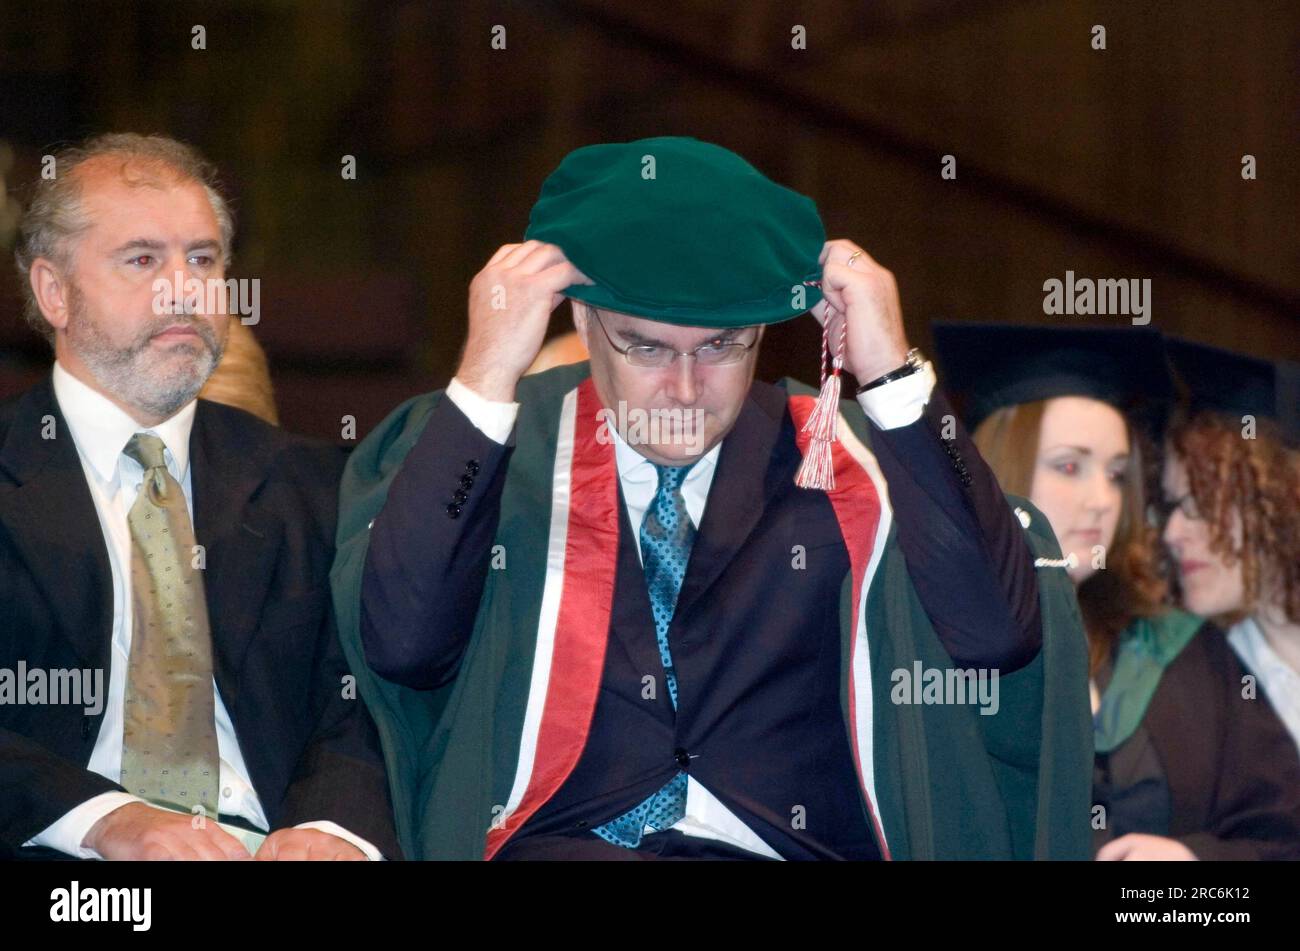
[1, 133, 397, 861]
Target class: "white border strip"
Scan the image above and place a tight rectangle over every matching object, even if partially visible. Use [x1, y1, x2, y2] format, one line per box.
[836, 415, 894, 854]
[499, 386, 578, 823]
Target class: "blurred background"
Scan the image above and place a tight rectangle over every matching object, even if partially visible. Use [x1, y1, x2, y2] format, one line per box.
[1, 0, 1296, 440]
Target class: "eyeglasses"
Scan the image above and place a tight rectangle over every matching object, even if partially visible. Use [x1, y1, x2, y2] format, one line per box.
[590, 310, 759, 368]
[1153, 493, 1202, 523]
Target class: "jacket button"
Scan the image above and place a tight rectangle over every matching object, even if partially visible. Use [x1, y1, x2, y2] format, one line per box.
[459, 474, 474, 489]
[452, 488, 468, 503]
[465, 460, 480, 474]
[674, 749, 691, 769]
[446, 503, 463, 518]
[574, 819, 589, 829]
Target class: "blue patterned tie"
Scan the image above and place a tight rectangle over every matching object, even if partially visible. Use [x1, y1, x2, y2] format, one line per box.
[592, 462, 697, 848]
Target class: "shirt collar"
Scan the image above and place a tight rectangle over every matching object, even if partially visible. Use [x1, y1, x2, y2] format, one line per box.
[1234, 616, 1297, 680]
[51, 360, 197, 486]
[610, 414, 721, 485]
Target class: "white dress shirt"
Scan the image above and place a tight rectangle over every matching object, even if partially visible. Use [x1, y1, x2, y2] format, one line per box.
[25, 362, 380, 859]
[1228, 616, 1300, 755]
[444, 362, 936, 858]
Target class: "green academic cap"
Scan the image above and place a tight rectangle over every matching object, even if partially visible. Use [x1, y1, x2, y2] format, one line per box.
[524, 136, 826, 327]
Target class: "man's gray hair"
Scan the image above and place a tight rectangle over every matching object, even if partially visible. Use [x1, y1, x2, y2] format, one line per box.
[12, 133, 234, 345]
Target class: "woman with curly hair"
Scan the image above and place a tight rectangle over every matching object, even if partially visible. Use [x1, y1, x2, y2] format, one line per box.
[935, 323, 1300, 861]
[1163, 339, 1300, 756]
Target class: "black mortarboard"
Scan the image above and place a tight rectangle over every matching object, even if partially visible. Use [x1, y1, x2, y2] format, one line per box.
[931, 323, 1174, 433]
[1165, 337, 1300, 447]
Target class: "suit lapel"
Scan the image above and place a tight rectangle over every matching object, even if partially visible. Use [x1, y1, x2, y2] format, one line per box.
[0, 376, 114, 668]
[672, 381, 793, 624]
[189, 400, 283, 702]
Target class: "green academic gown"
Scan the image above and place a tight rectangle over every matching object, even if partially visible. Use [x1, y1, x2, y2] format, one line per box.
[330, 362, 1093, 860]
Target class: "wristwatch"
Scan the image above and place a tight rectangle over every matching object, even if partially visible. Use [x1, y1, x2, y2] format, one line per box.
[856, 347, 924, 395]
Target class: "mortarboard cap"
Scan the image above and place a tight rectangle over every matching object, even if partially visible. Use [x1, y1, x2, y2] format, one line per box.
[1165, 337, 1300, 447]
[524, 136, 825, 327]
[931, 322, 1174, 433]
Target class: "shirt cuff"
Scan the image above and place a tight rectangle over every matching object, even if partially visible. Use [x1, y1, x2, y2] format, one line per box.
[294, 820, 385, 861]
[446, 376, 520, 445]
[855, 361, 937, 430]
[23, 791, 144, 859]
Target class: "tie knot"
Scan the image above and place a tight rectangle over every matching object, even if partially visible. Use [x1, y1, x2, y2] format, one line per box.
[652, 462, 694, 496]
[123, 432, 168, 472]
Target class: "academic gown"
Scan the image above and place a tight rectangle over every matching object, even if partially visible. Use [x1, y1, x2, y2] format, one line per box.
[1093, 614, 1300, 860]
[330, 362, 1093, 860]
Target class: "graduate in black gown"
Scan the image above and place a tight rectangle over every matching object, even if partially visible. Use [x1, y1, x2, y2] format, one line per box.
[935, 323, 1300, 860]
[1162, 340, 1300, 759]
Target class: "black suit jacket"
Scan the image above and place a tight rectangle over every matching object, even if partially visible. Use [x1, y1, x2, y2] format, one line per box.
[0, 376, 399, 858]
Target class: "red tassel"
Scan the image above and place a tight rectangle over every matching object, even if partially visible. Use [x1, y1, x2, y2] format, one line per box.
[795, 304, 847, 491]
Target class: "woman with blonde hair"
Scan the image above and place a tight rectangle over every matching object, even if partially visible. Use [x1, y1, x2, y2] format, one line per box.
[935, 323, 1300, 861]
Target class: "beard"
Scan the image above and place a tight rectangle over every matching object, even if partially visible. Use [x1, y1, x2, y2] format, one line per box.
[66, 283, 226, 421]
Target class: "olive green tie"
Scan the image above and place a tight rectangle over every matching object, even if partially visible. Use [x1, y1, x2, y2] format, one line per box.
[118, 432, 220, 819]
